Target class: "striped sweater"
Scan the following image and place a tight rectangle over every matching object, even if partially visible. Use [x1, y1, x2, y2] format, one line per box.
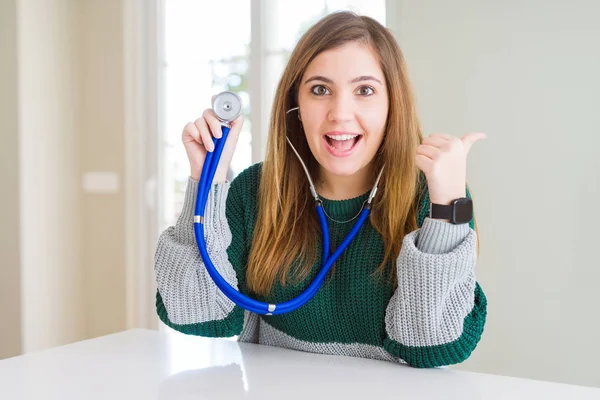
[154, 162, 487, 368]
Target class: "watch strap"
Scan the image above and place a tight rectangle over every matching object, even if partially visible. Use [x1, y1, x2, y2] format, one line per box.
[429, 203, 453, 221]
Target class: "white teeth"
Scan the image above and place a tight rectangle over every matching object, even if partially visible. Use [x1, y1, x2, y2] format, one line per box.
[326, 134, 359, 141]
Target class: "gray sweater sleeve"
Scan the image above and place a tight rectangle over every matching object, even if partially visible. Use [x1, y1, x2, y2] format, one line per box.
[384, 217, 482, 366]
[154, 177, 241, 326]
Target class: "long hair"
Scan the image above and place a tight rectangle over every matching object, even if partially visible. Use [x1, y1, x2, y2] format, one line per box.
[246, 11, 480, 297]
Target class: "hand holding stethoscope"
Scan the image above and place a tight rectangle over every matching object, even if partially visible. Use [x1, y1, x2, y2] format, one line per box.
[181, 93, 244, 182]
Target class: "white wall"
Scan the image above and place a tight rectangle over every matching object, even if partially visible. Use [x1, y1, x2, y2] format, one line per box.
[78, 0, 128, 340]
[17, 0, 85, 352]
[0, 0, 130, 356]
[388, 0, 600, 388]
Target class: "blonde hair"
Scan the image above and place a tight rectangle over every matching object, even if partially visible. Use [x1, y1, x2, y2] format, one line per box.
[246, 11, 479, 297]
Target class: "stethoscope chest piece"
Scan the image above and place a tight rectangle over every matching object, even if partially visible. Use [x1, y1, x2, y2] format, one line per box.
[212, 91, 242, 123]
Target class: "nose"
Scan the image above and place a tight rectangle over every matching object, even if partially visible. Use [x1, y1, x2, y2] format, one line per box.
[327, 93, 354, 124]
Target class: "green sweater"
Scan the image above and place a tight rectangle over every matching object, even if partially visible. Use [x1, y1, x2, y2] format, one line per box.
[154, 162, 487, 368]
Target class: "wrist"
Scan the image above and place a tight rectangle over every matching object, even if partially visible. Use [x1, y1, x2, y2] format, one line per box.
[429, 197, 473, 225]
[190, 174, 228, 183]
[190, 167, 227, 182]
[429, 192, 466, 206]
[213, 168, 228, 183]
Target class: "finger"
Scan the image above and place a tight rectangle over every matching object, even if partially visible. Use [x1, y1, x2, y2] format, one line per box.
[461, 132, 487, 154]
[415, 154, 433, 173]
[421, 135, 448, 149]
[416, 144, 441, 160]
[194, 117, 214, 152]
[184, 138, 205, 161]
[183, 122, 201, 144]
[229, 113, 244, 131]
[203, 108, 224, 140]
[429, 133, 454, 142]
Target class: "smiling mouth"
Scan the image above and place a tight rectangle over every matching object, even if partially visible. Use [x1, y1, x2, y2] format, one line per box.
[324, 134, 363, 152]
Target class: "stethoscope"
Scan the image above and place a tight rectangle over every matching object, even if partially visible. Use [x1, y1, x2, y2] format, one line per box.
[194, 91, 384, 315]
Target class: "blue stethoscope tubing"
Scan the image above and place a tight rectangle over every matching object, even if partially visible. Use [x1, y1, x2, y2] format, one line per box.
[193, 93, 382, 315]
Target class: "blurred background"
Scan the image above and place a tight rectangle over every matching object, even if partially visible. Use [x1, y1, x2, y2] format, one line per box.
[1, 0, 599, 389]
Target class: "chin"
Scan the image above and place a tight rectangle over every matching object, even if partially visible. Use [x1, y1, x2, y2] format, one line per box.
[319, 158, 363, 177]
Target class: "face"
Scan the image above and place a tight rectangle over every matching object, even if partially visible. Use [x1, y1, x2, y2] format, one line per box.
[297, 41, 389, 179]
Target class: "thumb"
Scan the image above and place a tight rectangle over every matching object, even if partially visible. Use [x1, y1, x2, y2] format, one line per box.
[461, 132, 487, 154]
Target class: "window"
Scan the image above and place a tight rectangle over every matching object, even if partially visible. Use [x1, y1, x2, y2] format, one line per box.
[162, 0, 252, 229]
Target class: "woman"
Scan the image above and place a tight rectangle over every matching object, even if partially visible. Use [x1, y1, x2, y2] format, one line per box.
[154, 11, 487, 368]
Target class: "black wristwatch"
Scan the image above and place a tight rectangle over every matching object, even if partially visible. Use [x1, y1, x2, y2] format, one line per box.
[429, 198, 473, 224]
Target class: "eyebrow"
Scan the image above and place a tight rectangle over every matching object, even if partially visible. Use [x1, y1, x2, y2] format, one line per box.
[303, 75, 383, 86]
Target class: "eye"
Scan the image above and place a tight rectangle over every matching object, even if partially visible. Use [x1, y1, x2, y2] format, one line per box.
[310, 85, 330, 96]
[357, 86, 375, 96]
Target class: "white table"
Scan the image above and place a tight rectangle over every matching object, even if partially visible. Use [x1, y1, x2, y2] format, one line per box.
[0, 329, 598, 399]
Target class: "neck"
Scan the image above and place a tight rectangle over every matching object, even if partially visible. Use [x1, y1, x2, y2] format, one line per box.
[316, 165, 373, 200]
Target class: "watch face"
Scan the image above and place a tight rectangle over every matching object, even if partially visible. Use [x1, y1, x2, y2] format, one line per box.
[452, 198, 473, 224]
